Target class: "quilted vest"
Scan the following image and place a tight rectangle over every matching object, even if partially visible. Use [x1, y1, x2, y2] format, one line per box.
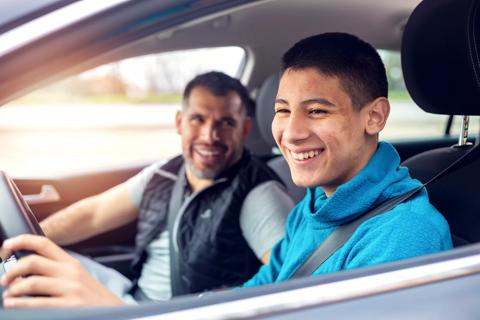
[132, 150, 282, 295]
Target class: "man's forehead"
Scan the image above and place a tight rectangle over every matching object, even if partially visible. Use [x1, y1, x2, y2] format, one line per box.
[185, 87, 245, 115]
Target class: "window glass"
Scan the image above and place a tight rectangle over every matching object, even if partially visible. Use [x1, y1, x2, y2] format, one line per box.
[0, 46, 245, 177]
[378, 51, 448, 141]
[450, 116, 479, 140]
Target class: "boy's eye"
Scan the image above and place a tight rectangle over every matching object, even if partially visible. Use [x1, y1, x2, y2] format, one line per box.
[309, 109, 327, 115]
[274, 108, 290, 114]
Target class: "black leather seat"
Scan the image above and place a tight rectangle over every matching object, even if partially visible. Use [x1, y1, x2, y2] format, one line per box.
[401, 0, 480, 246]
[256, 72, 306, 203]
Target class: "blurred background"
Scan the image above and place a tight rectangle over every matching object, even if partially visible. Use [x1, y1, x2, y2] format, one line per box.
[0, 48, 469, 177]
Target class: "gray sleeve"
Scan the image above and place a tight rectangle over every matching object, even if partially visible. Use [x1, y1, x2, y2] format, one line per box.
[125, 161, 165, 208]
[239, 181, 295, 259]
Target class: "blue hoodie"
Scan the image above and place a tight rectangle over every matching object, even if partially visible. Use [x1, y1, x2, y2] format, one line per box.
[244, 142, 452, 287]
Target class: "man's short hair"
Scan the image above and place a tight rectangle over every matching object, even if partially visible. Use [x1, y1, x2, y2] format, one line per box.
[282, 32, 388, 109]
[183, 71, 254, 116]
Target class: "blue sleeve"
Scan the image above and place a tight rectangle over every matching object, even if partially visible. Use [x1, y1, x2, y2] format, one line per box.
[242, 205, 302, 287]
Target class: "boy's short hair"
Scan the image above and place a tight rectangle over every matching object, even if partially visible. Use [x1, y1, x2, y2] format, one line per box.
[282, 32, 388, 109]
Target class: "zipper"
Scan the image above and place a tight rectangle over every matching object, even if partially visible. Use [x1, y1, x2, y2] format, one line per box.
[172, 177, 228, 252]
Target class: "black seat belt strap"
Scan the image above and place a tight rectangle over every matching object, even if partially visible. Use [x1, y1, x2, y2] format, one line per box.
[292, 142, 480, 279]
[168, 166, 186, 296]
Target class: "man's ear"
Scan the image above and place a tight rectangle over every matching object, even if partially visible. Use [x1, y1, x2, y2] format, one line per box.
[242, 117, 253, 141]
[365, 97, 390, 135]
[175, 111, 183, 135]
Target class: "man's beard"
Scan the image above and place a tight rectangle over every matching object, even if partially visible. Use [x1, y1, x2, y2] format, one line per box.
[185, 148, 243, 180]
[187, 161, 222, 180]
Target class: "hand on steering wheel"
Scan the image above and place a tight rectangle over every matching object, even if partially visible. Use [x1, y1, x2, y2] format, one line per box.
[0, 172, 123, 308]
[1, 235, 124, 308]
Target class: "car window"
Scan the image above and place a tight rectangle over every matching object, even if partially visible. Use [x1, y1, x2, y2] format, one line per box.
[0, 46, 245, 177]
[379, 50, 449, 141]
[380, 50, 479, 141]
[450, 115, 480, 139]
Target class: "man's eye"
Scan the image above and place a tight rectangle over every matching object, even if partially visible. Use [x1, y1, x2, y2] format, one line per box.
[190, 115, 204, 122]
[221, 119, 236, 127]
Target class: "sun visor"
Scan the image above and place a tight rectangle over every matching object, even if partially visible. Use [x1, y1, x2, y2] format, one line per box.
[401, 0, 480, 115]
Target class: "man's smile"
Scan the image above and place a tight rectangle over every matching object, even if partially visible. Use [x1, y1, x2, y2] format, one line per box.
[193, 144, 227, 166]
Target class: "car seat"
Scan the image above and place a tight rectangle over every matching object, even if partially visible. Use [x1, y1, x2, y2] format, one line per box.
[256, 72, 306, 203]
[401, 0, 480, 246]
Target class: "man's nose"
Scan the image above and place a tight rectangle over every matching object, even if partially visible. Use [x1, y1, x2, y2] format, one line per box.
[282, 112, 309, 143]
[200, 122, 220, 142]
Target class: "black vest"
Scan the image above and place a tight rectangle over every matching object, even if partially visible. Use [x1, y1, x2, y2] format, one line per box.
[132, 151, 282, 296]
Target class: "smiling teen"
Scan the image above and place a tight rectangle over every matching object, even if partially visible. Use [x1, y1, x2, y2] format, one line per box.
[243, 33, 452, 287]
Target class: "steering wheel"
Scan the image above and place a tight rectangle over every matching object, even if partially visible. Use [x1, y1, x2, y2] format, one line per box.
[0, 170, 44, 259]
[0, 171, 44, 307]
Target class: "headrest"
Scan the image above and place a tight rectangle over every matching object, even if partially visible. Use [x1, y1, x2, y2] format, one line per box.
[402, 0, 480, 115]
[256, 72, 280, 148]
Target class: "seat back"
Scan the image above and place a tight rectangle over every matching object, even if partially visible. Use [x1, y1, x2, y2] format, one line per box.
[401, 0, 480, 246]
[256, 72, 306, 203]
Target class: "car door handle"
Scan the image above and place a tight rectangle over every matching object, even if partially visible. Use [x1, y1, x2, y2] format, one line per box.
[23, 184, 61, 205]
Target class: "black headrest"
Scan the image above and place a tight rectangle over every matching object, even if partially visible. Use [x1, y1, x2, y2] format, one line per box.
[256, 72, 280, 148]
[402, 0, 480, 115]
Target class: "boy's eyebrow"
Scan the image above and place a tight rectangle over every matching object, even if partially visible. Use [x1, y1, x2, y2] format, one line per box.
[302, 98, 336, 107]
[274, 97, 337, 107]
[274, 98, 288, 105]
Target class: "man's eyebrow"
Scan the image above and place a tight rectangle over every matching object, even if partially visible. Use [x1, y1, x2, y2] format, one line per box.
[302, 98, 336, 107]
[220, 116, 236, 122]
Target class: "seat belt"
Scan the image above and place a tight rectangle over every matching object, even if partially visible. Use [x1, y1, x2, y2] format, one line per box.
[168, 166, 187, 296]
[292, 142, 480, 279]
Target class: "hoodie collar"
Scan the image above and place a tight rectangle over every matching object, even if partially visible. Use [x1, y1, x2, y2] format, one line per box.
[304, 142, 421, 228]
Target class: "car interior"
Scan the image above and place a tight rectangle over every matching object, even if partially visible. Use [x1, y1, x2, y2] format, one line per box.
[400, 0, 480, 247]
[1, 2, 480, 316]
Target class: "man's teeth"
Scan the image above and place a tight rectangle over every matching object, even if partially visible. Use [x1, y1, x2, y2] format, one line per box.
[290, 149, 320, 160]
[197, 149, 222, 157]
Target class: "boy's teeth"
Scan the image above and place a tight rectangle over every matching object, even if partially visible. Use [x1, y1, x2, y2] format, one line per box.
[291, 149, 320, 160]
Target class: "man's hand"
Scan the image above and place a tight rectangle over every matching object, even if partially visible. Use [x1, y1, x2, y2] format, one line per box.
[0, 235, 124, 308]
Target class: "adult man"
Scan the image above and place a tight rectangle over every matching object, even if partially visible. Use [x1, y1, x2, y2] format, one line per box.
[243, 33, 452, 286]
[1, 71, 293, 307]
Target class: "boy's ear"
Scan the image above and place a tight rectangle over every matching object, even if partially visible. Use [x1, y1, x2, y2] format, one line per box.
[365, 97, 390, 135]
